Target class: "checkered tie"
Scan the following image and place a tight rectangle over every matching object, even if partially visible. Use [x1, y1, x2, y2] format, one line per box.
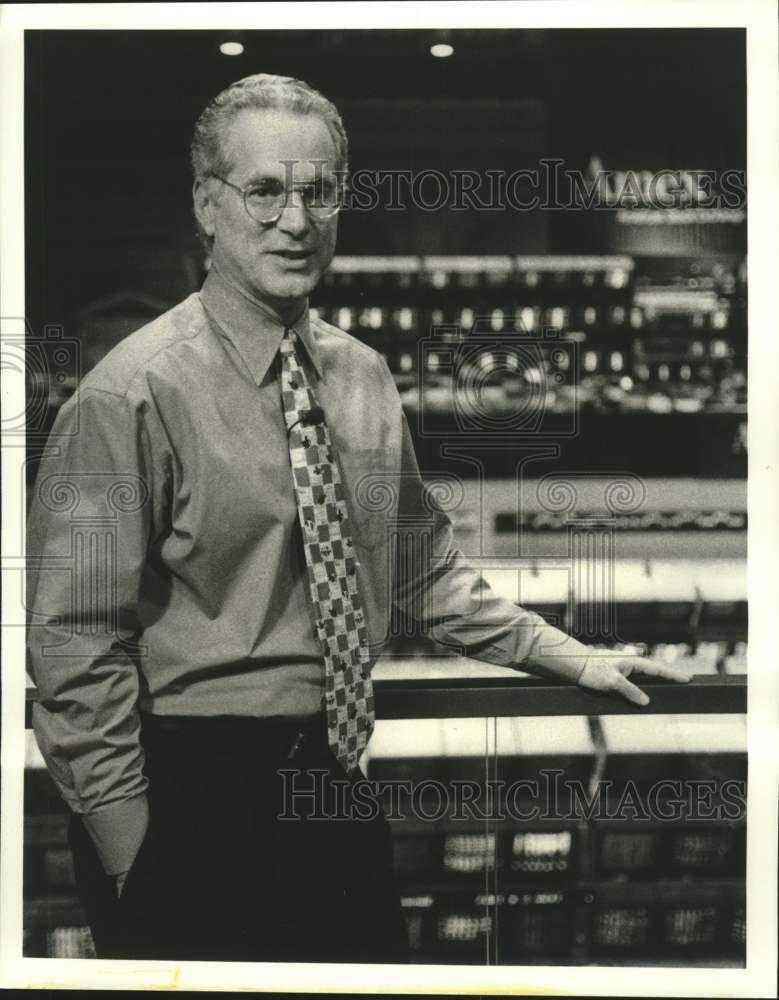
[279, 327, 375, 775]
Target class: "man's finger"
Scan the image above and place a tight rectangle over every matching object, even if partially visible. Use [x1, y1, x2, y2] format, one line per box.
[646, 663, 692, 683]
[629, 659, 691, 683]
[612, 672, 650, 706]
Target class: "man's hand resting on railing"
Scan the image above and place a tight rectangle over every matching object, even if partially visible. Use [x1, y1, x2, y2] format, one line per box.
[577, 651, 691, 706]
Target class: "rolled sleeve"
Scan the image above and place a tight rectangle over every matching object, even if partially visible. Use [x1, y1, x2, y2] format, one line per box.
[80, 793, 150, 876]
[26, 386, 161, 870]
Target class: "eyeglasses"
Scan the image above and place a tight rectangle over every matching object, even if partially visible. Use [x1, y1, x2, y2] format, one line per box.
[210, 173, 342, 224]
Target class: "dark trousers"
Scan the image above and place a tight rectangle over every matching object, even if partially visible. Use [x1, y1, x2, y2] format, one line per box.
[68, 710, 410, 963]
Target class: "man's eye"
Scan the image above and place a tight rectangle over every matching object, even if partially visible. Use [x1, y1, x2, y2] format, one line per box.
[305, 183, 338, 205]
[248, 180, 285, 200]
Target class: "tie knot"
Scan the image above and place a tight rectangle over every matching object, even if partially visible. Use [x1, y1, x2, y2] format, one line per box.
[279, 328, 297, 355]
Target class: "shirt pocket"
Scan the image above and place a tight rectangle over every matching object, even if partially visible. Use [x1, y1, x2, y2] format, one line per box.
[337, 452, 400, 556]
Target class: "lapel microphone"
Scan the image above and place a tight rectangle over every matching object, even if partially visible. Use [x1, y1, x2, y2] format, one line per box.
[287, 406, 325, 433]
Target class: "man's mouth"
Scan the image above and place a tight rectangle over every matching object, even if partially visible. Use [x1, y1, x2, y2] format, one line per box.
[272, 250, 313, 261]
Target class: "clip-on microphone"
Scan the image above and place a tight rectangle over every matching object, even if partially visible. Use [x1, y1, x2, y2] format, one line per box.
[287, 406, 325, 434]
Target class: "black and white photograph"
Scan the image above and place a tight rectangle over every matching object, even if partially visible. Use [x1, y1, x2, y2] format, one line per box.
[1, 2, 777, 996]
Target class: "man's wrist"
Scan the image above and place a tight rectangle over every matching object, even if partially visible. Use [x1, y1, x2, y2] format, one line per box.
[573, 654, 591, 685]
[524, 627, 592, 684]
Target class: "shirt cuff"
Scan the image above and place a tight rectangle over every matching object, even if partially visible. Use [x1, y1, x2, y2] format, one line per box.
[523, 625, 592, 684]
[81, 793, 150, 876]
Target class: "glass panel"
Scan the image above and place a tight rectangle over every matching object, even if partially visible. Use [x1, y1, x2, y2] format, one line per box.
[365, 710, 745, 967]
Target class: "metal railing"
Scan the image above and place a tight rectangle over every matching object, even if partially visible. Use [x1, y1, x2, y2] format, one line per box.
[373, 673, 746, 718]
[25, 673, 746, 727]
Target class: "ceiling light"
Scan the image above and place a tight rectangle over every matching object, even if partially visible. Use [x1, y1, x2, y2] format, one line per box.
[220, 42, 244, 57]
[430, 43, 454, 58]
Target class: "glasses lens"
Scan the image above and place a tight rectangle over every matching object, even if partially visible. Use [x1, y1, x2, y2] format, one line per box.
[244, 179, 286, 223]
[243, 178, 342, 222]
[303, 181, 341, 219]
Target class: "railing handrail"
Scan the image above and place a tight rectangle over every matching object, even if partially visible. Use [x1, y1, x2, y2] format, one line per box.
[25, 674, 746, 727]
[372, 673, 746, 718]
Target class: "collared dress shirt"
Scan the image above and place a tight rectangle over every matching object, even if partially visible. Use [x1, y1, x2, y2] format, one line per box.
[26, 263, 592, 876]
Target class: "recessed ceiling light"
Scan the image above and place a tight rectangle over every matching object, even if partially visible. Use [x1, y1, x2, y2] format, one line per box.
[430, 43, 454, 58]
[220, 42, 244, 57]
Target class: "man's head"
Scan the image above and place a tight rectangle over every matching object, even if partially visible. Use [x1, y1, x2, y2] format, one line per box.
[191, 74, 348, 319]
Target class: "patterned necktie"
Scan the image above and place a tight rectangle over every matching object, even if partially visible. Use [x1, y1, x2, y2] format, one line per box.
[278, 326, 375, 775]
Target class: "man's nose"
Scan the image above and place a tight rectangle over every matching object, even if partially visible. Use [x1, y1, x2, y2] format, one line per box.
[275, 190, 310, 238]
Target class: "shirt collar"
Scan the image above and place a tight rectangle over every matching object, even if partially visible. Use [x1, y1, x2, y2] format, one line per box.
[199, 263, 322, 385]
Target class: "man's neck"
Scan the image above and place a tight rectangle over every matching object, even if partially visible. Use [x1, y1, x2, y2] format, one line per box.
[210, 262, 308, 329]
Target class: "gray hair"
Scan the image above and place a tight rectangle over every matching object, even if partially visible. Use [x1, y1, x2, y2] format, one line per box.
[191, 73, 349, 252]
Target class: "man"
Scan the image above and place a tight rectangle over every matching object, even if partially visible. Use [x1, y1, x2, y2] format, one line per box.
[26, 73, 689, 963]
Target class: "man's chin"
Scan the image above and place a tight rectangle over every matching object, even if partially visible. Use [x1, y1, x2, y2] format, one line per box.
[255, 273, 319, 304]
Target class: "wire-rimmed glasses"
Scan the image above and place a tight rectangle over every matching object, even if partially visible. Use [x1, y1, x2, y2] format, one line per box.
[210, 173, 343, 225]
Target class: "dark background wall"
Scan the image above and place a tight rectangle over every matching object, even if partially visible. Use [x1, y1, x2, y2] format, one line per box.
[25, 28, 745, 336]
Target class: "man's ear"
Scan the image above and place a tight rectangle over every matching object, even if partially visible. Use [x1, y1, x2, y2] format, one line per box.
[193, 177, 216, 239]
